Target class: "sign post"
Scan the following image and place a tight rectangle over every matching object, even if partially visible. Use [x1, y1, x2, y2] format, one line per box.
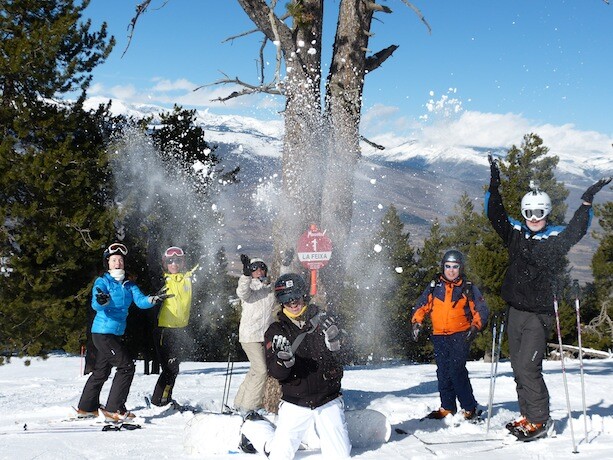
[296, 224, 333, 296]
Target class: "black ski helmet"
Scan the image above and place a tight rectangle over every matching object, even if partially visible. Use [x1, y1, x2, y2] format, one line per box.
[441, 249, 464, 273]
[274, 273, 308, 304]
[103, 242, 128, 269]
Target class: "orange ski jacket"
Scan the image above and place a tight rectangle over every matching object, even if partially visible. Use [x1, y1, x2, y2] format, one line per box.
[411, 275, 488, 335]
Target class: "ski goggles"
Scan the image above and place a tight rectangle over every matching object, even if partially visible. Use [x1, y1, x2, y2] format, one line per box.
[249, 261, 267, 272]
[522, 208, 546, 221]
[107, 243, 128, 256]
[444, 264, 460, 270]
[164, 246, 185, 258]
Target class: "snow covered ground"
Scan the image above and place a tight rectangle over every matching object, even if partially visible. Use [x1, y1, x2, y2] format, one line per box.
[1, 354, 612, 459]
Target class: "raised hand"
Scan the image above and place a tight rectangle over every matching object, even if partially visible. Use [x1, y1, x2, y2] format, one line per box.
[322, 316, 340, 351]
[240, 254, 251, 276]
[272, 335, 295, 368]
[281, 248, 295, 267]
[488, 154, 501, 190]
[581, 177, 612, 204]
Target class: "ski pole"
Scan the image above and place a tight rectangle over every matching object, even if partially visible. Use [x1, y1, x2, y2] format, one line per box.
[573, 280, 588, 443]
[485, 316, 498, 434]
[553, 292, 578, 453]
[221, 335, 235, 414]
[487, 315, 504, 434]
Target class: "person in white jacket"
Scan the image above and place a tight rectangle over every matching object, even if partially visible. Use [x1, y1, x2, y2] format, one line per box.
[233, 254, 276, 414]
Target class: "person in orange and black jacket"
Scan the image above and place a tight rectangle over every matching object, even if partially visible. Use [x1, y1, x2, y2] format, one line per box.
[411, 250, 489, 421]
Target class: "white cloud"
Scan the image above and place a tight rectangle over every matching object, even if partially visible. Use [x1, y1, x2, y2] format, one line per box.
[360, 104, 613, 173]
[150, 78, 197, 92]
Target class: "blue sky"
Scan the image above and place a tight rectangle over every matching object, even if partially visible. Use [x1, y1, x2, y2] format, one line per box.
[82, 0, 613, 163]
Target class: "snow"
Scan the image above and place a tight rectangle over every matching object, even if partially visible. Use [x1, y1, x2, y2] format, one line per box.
[1, 354, 612, 459]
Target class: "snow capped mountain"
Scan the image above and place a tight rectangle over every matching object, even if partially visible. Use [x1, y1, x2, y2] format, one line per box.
[84, 98, 612, 281]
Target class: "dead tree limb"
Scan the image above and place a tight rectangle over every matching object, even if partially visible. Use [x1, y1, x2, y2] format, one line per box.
[123, 0, 169, 58]
[365, 45, 399, 72]
[398, 0, 432, 34]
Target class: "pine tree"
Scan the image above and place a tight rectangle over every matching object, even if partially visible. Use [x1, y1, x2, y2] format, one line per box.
[0, 1, 116, 356]
[341, 205, 419, 361]
[583, 201, 613, 348]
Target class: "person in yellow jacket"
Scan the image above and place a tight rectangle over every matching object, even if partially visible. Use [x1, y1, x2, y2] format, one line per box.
[151, 246, 198, 407]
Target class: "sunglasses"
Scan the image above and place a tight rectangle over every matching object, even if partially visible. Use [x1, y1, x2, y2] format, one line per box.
[283, 298, 303, 307]
[522, 209, 546, 221]
[166, 257, 184, 265]
[444, 264, 460, 270]
[107, 243, 128, 256]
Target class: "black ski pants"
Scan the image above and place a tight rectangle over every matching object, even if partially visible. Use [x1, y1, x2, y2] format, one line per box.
[151, 327, 188, 406]
[78, 333, 135, 413]
[507, 306, 554, 424]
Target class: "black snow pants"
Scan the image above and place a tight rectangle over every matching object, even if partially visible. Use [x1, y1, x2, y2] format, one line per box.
[507, 306, 554, 424]
[151, 327, 188, 406]
[78, 333, 135, 413]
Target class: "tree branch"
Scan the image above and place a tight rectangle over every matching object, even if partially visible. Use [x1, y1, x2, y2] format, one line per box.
[365, 45, 399, 72]
[124, 0, 169, 58]
[398, 0, 432, 34]
[194, 73, 283, 102]
[360, 135, 385, 150]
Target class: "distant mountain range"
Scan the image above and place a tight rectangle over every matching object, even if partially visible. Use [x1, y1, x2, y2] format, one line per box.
[86, 98, 612, 282]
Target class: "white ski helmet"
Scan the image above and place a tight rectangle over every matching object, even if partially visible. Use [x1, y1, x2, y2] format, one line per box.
[521, 190, 552, 221]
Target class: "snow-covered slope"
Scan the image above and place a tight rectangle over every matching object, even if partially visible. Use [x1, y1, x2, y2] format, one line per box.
[1, 354, 612, 459]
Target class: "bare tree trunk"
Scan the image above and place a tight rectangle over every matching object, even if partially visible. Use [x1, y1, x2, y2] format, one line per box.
[320, 0, 374, 308]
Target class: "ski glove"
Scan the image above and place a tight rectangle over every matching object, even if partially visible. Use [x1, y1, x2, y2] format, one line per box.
[149, 287, 174, 306]
[412, 323, 422, 342]
[281, 248, 295, 267]
[488, 154, 501, 190]
[581, 177, 612, 204]
[272, 335, 295, 368]
[465, 325, 479, 342]
[95, 287, 110, 306]
[322, 317, 340, 352]
[240, 254, 251, 276]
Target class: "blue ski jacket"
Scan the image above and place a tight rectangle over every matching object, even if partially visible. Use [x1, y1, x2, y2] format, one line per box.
[91, 272, 154, 335]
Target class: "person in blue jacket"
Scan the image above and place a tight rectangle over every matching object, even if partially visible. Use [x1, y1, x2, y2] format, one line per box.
[76, 243, 170, 422]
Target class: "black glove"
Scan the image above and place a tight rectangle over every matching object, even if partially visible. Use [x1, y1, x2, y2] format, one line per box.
[272, 335, 295, 368]
[95, 287, 110, 306]
[322, 316, 340, 351]
[465, 325, 479, 342]
[240, 254, 251, 276]
[412, 323, 421, 342]
[581, 177, 612, 204]
[150, 287, 174, 306]
[281, 248, 295, 267]
[488, 154, 501, 190]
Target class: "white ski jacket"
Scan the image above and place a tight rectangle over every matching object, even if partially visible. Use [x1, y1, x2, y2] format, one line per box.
[236, 275, 276, 343]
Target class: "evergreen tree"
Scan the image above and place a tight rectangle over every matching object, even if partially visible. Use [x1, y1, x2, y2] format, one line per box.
[583, 201, 613, 349]
[0, 1, 116, 356]
[111, 106, 238, 361]
[342, 205, 419, 361]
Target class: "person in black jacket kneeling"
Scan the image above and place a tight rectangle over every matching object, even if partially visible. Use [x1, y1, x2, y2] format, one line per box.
[240, 273, 351, 459]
